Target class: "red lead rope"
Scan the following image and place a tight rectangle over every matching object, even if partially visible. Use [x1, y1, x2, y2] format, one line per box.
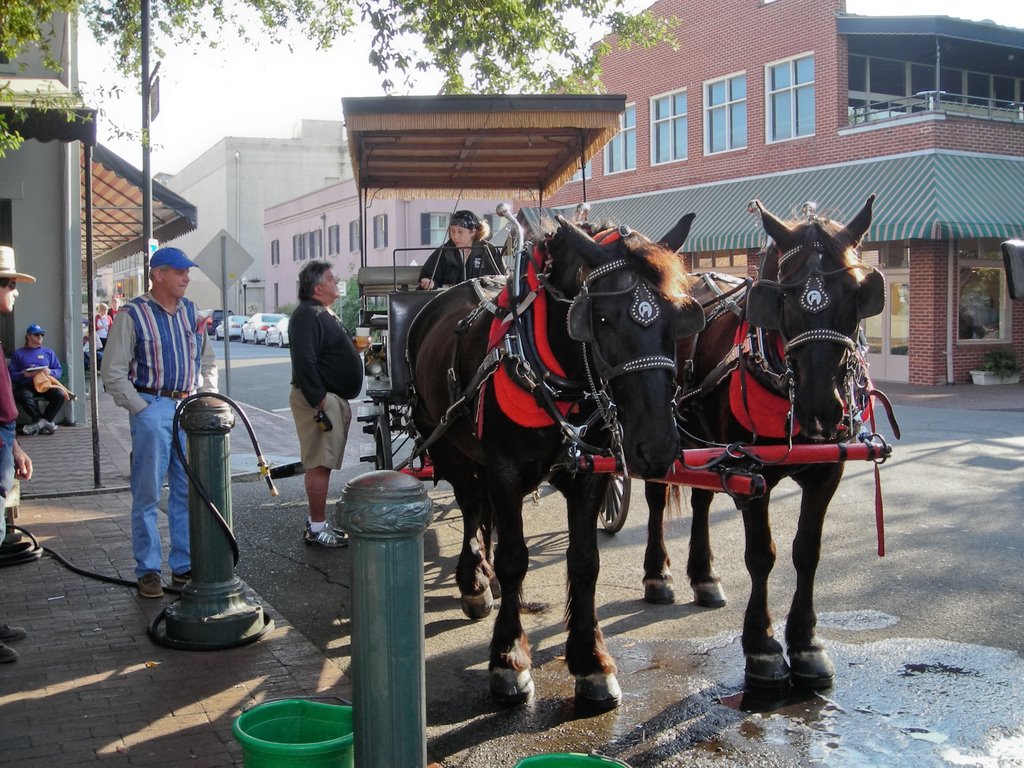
[868, 390, 886, 557]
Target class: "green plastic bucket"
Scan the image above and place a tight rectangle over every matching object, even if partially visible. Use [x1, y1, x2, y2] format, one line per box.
[515, 754, 631, 767]
[232, 699, 354, 768]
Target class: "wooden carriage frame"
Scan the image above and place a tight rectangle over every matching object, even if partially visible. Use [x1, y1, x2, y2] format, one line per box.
[345, 94, 895, 533]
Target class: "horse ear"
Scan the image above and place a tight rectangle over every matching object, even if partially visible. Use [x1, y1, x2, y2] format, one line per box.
[673, 299, 705, 338]
[745, 282, 782, 329]
[555, 215, 606, 267]
[658, 213, 697, 252]
[840, 194, 876, 248]
[858, 269, 887, 319]
[750, 199, 791, 246]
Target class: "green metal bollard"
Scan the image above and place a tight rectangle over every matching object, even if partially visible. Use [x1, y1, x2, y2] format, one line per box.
[155, 397, 271, 649]
[337, 470, 433, 768]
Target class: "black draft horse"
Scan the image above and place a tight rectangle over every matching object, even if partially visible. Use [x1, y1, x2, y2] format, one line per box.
[642, 195, 887, 690]
[408, 215, 704, 710]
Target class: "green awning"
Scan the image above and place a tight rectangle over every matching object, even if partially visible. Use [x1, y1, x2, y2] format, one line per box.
[569, 152, 1024, 252]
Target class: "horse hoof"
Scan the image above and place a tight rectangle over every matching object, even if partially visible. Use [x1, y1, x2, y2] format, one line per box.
[490, 667, 534, 705]
[691, 580, 727, 608]
[574, 672, 622, 711]
[790, 649, 835, 690]
[460, 587, 493, 620]
[643, 578, 675, 605]
[744, 653, 791, 690]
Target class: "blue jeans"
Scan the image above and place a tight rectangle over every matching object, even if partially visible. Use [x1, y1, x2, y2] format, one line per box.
[0, 421, 14, 540]
[128, 395, 190, 578]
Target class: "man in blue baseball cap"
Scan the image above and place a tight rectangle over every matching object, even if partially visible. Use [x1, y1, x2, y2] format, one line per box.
[102, 246, 218, 598]
[9, 323, 69, 435]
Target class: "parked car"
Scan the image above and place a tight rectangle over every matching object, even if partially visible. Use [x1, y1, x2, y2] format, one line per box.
[205, 309, 235, 334]
[215, 314, 247, 340]
[241, 313, 287, 344]
[264, 316, 290, 348]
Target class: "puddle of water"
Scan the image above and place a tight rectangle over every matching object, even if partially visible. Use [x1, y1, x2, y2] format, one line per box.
[605, 635, 1024, 767]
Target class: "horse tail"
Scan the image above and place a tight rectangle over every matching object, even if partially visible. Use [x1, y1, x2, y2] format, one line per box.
[666, 484, 687, 521]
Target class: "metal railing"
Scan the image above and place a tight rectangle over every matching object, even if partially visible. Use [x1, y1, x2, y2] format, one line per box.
[848, 91, 1023, 126]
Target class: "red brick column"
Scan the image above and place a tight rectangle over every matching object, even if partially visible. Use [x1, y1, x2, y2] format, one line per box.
[908, 240, 949, 385]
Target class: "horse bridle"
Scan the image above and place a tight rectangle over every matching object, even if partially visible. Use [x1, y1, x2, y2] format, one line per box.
[753, 240, 875, 440]
[568, 257, 678, 381]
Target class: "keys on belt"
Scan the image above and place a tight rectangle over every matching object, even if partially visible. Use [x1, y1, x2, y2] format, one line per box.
[134, 386, 195, 400]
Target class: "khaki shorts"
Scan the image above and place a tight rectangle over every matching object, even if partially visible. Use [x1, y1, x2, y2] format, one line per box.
[289, 388, 352, 471]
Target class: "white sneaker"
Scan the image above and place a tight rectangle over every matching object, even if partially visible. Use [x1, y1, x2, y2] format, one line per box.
[304, 521, 349, 548]
[21, 421, 42, 436]
[41, 421, 58, 435]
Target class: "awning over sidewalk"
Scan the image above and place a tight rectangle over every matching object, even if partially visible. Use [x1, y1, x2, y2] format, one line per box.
[574, 152, 1024, 252]
[85, 144, 199, 265]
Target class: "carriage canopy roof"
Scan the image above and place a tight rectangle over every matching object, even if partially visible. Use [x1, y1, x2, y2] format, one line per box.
[341, 94, 626, 201]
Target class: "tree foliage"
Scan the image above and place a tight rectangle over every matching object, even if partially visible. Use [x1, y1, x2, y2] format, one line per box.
[2, 0, 677, 153]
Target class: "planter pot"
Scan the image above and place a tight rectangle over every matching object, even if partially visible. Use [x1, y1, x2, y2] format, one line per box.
[970, 370, 1022, 385]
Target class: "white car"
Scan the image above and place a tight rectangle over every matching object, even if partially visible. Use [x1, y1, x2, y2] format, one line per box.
[264, 317, 290, 348]
[241, 313, 287, 344]
[215, 314, 247, 340]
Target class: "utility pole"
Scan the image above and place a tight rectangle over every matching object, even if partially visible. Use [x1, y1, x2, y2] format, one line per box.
[141, 0, 153, 288]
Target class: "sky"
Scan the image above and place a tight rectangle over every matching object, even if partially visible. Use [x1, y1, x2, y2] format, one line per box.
[76, 0, 1024, 177]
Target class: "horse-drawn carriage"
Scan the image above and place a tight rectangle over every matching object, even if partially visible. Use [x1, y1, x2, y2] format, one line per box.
[344, 95, 896, 710]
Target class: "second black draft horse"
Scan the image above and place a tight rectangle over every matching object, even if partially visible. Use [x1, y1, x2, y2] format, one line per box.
[408, 215, 704, 710]
[643, 195, 887, 691]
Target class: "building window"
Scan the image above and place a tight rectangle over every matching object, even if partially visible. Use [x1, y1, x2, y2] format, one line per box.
[328, 224, 340, 256]
[270, 239, 280, 266]
[373, 214, 388, 249]
[571, 161, 592, 182]
[306, 230, 322, 260]
[421, 213, 450, 246]
[767, 54, 814, 142]
[705, 73, 747, 154]
[694, 250, 748, 274]
[651, 90, 687, 165]
[349, 220, 361, 252]
[292, 233, 304, 262]
[958, 241, 1009, 342]
[605, 104, 636, 174]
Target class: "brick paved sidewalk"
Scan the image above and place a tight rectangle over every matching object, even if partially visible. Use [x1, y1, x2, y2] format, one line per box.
[0, 379, 1019, 765]
[1, 389, 351, 767]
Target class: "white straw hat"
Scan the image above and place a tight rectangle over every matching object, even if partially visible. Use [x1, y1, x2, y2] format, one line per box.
[0, 246, 36, 283]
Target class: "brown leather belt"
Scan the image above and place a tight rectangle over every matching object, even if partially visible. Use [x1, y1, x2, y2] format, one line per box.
[135, 386, 194, 400]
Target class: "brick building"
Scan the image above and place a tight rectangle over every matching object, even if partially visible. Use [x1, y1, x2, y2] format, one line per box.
[546, 0, 1024, 385]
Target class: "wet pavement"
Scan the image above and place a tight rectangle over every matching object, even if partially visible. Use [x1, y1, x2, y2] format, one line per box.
[2, 381, 1022, 766]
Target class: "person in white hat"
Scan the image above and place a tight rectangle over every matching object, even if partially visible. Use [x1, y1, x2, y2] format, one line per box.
[0, 245, 35, 662]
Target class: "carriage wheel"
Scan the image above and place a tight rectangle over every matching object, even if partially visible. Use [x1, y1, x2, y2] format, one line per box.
[373, 412, 394, 471]
[600, 475, 631, 534]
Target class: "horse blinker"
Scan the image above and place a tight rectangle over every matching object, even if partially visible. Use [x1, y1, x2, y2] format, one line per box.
[745, 282, 783, 330]
[567, 294, 594, 342]
[858, 269, 886, 319]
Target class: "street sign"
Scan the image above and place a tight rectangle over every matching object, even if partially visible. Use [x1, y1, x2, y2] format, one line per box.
[193, 229, 254, 289]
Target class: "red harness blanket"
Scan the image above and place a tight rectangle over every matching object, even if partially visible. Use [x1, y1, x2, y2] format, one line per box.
[482, 247, 573, 430]
[728, 323, 796, 438]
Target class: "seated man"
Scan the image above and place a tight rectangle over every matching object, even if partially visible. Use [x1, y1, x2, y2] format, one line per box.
[9, 324, 67, 435]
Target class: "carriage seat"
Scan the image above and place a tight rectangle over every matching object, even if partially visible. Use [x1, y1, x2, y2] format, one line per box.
[387, 290, 442, 399]
[357, 266, 423, 295]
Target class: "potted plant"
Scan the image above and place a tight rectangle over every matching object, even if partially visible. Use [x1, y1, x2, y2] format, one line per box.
[970, 350, 1021, 385]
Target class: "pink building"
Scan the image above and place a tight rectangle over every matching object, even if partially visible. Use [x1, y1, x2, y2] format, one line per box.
[264, 178, 505, 309]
